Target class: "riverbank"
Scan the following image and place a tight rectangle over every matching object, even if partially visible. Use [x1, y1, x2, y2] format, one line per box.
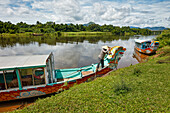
[11, 45, 169, 112]
[62, 31, 112, 36]
[0, 32, 113, 38]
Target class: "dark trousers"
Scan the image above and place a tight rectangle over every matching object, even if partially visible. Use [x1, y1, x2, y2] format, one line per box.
[97, 58, 104, 69]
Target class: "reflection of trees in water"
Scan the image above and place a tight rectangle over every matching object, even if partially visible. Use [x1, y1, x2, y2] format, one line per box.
[0, 35, 130, 48]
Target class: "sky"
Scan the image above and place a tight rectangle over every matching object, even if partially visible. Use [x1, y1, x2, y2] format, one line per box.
[0, 0, 170, 28]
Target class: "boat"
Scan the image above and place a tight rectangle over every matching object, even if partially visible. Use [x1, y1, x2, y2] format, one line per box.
[0, 46, 126, 102]
[32, 33, 43, 36]
[134, 39, 159, 54]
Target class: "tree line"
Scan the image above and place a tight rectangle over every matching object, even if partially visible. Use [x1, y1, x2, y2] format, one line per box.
[0, 20, 152, 35]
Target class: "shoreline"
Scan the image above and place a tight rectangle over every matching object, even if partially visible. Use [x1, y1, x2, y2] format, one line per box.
[0, 32, 153, 38]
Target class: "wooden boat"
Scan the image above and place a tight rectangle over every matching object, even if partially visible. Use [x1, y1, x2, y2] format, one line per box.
[134, 39, 159, 54]
[0, 46, 126, 102]
[32, 33, 43, 36]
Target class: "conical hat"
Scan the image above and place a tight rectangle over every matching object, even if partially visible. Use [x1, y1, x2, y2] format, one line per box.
[102, 46, 109, 50]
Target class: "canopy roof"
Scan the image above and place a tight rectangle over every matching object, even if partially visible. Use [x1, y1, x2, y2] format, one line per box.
[0, 55, 50, 70]
[134, 39, 151, 43]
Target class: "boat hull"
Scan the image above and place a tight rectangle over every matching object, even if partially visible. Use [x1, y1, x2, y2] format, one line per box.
[0, 67, 112, 102]
[134, 46, 156, 54]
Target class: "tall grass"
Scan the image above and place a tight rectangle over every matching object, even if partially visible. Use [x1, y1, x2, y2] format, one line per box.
[0, 32, 112, 38]
[62, 32, 112, 36]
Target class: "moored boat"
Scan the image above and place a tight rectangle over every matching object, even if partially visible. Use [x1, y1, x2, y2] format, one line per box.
[0, 46, 126, 102]
[134, 39, 159, 54]
[32, 33, 43, 36]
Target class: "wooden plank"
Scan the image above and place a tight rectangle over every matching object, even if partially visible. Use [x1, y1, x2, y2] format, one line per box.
[3, 71, 7, 89]
[82, 71, 93, 76]
[32, 68, 35, 86]
[43, 67, 47, 84]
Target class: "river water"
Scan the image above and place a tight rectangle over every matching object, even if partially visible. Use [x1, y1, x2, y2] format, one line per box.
[0, 35, 156, 69]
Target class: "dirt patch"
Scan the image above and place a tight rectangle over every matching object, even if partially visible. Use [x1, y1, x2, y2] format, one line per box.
[153, 47, 170, 58]
[156, 57, 170, 64]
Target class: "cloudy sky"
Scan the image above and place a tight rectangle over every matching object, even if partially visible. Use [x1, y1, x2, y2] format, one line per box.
[0, 0, 170, 27]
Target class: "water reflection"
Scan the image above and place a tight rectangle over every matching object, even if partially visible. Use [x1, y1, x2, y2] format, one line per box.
[133, 49, 149, 63]
[0, 35, 130, 48]
[0, 35, 156, 69]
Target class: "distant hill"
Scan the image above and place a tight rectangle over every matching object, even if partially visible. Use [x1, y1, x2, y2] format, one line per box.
[83, 23, 168, 31]
[129, 26, 140, 29]
[83, 22, 96, 26]
[144, 27, 168, 31]
[130, 26, 168, 31]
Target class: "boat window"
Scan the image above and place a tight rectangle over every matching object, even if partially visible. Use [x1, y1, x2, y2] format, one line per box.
[142, 45, 145, 49]
[20, 68, 33, 87]
[33, 68, 45, 85]
[146, 42, 151, 48]
[0, 70, 18, 90]
[20, 68, 45, 86]
[142, 43, 150, 49]
[135, 42, 141, 48]
[155, 43, 159, 45]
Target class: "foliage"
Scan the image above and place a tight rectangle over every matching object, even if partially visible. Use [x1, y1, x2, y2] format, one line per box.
[0, 20, 153, 36]
[0, 21, 19, 34]
[113, 78, 131, 95]
[133, 68, 142, 77]
[155, 29, 170, 48]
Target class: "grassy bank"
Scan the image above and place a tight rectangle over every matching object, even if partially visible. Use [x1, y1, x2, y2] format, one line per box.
[62, 32, 112, 36]
[0, 32, 58, 38]
[12, 46, 170, 113]
[0, 33, 32, 38]
[0, 32, 112, 38]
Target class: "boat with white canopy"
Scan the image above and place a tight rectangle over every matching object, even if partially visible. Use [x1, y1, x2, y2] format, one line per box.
[134, 39, 159, 54]
[0, 46, 126, 102]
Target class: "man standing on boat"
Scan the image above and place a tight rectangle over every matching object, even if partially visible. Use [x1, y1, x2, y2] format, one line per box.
[96, 46, 110, 71]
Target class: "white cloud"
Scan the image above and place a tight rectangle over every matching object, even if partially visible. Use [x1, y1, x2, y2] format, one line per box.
[93, 3, 106, 16]
[0, 0, 169, 27]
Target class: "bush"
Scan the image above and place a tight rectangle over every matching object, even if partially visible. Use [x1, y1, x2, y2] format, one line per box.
[114, 79, 131, 95]
[156, 29, 170, 48]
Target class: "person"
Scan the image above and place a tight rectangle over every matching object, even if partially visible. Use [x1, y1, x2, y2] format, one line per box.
[96, 46, 110, 71]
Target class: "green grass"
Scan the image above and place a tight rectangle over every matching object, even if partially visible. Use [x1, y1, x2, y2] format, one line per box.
[0, 32, 112, 38]
[62, 31, 112, 36]
[0, 32, 59, 38]
[1, 33, 32, 38]
[12, 46, 170, 113]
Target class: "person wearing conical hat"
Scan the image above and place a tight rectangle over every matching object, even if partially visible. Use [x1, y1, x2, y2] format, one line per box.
[96, 46, 110, 72]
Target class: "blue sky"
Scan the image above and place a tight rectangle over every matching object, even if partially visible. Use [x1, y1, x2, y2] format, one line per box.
[0, 0, 169, 27]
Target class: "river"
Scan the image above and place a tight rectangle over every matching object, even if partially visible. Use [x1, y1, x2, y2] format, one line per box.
[0, 35, 156, 69]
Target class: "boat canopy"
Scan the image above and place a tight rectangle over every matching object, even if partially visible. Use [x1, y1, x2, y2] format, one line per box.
[0, 55, 49, 71]
[134, 39, 151, 43]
